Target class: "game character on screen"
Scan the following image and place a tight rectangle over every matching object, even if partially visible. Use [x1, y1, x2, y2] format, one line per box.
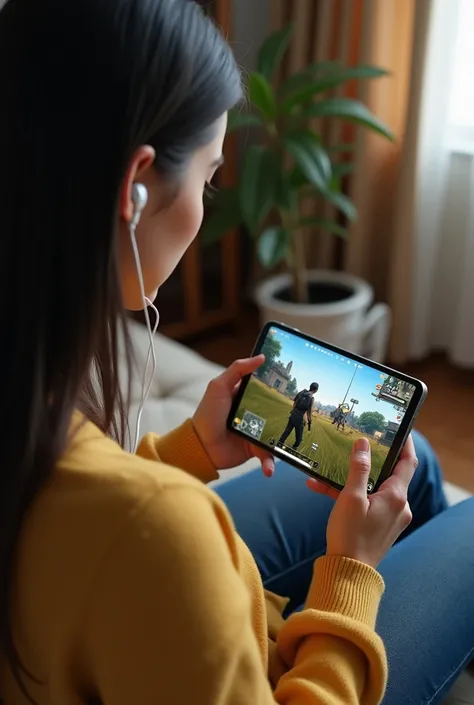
[278, 382, 319, 449]
[332, 403, 350, 431]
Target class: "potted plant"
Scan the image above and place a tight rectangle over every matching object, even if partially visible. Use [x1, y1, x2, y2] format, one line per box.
[202, 25, 393, 360]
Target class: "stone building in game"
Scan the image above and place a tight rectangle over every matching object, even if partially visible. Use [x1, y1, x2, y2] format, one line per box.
[265, 360, 293, 394]
[381, 421, 400, 445]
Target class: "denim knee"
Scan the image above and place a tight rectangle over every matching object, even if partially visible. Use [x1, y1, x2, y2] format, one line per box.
[411, 430, 444, 486]
[404, 430, 448, 533]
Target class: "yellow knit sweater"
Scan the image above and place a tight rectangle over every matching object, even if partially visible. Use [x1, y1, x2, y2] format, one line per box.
[0, 415, 387, 704]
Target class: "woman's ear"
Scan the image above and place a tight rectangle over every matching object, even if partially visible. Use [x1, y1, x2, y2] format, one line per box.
[120, 145, 156, 223]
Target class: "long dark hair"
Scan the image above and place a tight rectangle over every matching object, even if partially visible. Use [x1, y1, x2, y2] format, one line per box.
[0, 0, 242, 697]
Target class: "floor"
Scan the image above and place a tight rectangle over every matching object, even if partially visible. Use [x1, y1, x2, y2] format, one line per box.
[189, 312, 474, 492]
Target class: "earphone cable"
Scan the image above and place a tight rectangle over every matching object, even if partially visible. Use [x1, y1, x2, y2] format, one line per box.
[129, 221, 158, 452]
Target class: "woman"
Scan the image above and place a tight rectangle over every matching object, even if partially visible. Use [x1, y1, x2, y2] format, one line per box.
[0, 1, 473, 704]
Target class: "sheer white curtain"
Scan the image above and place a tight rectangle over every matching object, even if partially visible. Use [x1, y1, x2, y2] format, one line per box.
[410, 0, 474, 367]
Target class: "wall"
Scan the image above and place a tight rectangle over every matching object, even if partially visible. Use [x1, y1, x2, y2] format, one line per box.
[232, 0, 269, 72]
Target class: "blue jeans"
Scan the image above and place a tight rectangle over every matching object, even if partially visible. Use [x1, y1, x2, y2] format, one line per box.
[215, 432, 474, 705]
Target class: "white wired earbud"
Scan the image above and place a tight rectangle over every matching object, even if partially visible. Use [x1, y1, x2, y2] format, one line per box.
[129, 183, 160, 452]
[131, 183, 148, 223]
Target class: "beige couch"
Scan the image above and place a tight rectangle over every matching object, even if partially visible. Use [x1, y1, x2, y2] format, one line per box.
[127, 321, 473, 704]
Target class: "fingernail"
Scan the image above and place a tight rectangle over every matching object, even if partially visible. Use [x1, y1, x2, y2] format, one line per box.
[263, 465, 274, 477]
[355, 438, 370, 453]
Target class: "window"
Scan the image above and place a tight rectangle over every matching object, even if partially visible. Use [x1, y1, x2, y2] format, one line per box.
[448, 0, 474, 143]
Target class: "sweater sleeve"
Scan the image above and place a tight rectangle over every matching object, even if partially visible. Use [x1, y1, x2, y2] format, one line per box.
[80, 484, 387, 705]
[136, 418, 218, 483]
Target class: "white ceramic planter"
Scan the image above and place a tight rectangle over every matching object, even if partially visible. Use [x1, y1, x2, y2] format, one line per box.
[254, 270, 391, 362]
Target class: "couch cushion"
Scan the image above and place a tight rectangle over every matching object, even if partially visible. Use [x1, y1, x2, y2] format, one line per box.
[124, 320, 223, 406]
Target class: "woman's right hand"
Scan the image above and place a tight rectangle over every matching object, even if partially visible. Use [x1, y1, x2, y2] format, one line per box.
[308, 436, 418, 569]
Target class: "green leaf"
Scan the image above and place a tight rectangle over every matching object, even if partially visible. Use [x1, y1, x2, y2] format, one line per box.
[257, 227, 291, 268]
[275, 170, 297, 212]
[298, 217, 349, 239]
[320, 189, 357, 222]
[281, 65, 389, 113]
[302, 99, 394, 140]
[240, 147, 277, 233]
[249, 72, 277, 119]
[328, 174, 341, 192]
[284, 130, 332, 190]
[200, 188, 242, 245]
[279, 61, 341, 97]
[328, 142, 358, 153]
[332, 162, 355, 178]
[213, 186, 241, 208]
[257, 24, 293, 81]
[227, 110, 262, 133]
[289, 166, 310, 189]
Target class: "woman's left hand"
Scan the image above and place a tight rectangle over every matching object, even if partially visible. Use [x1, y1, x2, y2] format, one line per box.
[192, 355, 275, 477]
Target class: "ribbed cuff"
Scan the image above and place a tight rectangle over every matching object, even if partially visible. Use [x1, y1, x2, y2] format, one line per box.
[140, 419, 219, 484]
[306, 555, 384, 629]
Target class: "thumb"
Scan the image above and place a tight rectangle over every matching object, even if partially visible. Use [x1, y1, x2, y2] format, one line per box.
[251, 446, 275, 478]
[217, 355, 265, 392]
[344, 437, 372, 495]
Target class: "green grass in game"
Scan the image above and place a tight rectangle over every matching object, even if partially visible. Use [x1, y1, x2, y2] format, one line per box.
[234, 377, 389, 487]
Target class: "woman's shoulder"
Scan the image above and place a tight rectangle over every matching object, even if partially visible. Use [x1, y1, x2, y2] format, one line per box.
[16, 417, 227, 599]
[17, 414, 232, 593]
[51, 415, 219, 531]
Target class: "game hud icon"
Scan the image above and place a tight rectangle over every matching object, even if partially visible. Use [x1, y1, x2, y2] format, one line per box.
[235, 411, 266, 440]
